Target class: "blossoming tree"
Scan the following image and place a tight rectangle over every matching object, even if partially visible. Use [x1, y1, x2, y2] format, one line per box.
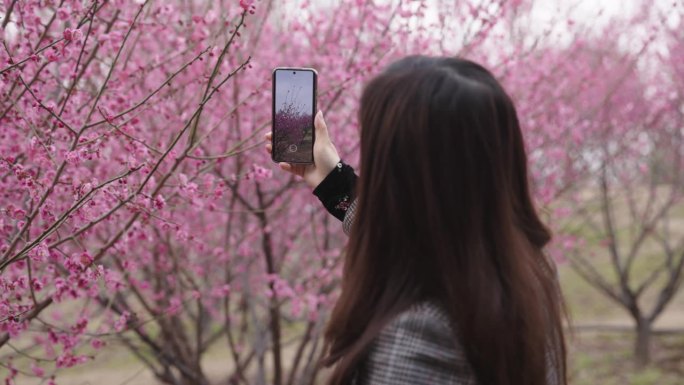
[0, 0, 681, 384]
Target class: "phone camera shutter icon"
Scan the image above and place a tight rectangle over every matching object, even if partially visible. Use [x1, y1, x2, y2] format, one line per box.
[288, 144, 298, 152]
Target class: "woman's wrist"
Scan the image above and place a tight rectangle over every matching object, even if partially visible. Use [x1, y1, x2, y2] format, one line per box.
[306, 155, 341, 189]
[312, 160, 357, 221]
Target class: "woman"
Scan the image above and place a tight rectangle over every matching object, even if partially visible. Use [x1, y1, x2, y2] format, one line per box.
[265, 56, 566, 385]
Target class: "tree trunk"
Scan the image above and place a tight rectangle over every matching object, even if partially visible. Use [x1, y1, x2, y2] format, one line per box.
[634, 319, 652, 367]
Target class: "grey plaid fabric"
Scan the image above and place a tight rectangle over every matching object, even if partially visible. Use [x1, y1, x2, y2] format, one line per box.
[353, 301, 477, 385]
[342, 199, 357, 235]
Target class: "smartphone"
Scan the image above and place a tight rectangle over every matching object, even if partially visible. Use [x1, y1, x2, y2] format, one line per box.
[272, 67, 317, 164]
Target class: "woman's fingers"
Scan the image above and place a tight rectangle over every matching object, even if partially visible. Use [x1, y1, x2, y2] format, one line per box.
[278, 162, 307, 178]
[265, 130, 308, 178]
[265, 137, 301, 176]
[264, 132, 273, 153]
[265, 132, 298, 175]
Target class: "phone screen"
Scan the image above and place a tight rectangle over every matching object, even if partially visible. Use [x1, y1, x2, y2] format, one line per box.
[272, 68, 316, 164]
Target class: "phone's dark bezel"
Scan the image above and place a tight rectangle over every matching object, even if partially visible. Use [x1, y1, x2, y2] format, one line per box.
[271, 67, 317, 164]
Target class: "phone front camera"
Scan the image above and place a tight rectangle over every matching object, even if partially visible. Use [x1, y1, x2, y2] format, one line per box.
[293, 71, 296, 74]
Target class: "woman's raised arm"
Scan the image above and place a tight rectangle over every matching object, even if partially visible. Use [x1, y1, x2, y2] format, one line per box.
[265, 111, 358, 227]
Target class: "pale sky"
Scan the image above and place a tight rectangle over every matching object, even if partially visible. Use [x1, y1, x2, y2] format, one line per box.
[274, 69, 315, 117]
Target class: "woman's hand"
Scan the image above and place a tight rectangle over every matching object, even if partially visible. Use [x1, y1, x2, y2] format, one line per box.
[265, 110, 341, 189]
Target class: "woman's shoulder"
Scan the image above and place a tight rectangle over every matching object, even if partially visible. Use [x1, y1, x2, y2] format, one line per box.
[355, 300, 477, 384]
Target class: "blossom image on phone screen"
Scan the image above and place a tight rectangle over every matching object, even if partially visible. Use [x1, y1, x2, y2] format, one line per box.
[272, 68, 316, 163]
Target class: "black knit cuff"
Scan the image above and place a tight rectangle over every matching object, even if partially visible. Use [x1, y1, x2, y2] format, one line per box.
[313, 161, 357, 221]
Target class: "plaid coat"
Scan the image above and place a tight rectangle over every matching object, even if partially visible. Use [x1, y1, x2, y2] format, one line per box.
[352, 301, 477, 385]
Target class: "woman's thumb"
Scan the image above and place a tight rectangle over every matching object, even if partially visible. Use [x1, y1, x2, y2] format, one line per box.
[314, 110, 329, 140]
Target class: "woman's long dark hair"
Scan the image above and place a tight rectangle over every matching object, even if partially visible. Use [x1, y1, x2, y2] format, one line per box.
[322, 56, 567, 385]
